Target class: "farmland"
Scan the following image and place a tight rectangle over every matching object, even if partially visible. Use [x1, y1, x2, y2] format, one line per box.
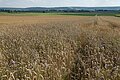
[0, 15, 120, 80]
[0, 12, 119, 16]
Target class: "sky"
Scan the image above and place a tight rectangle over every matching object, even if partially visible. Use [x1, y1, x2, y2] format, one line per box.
[0, 0, 120, 8]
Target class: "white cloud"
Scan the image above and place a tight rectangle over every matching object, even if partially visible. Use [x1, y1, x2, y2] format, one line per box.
[0, 0, 120, 7]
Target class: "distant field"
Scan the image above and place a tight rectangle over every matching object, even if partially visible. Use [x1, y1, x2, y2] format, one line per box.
[60, 13, 117, 16]
[0, 12, 118, 16]
[115, 14, 120, 17]
[0, 12, 59, 16]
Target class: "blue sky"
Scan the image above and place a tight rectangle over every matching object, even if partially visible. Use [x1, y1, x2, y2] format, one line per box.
[0, 0, 120, 8]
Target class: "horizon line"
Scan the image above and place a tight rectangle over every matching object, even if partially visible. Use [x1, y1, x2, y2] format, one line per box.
[0, 6, 120, 8]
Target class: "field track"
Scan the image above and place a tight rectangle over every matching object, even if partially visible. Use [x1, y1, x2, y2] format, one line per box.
[0, 16, 120, 80]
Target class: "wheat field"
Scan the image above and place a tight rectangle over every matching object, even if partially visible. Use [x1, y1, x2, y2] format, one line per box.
[0, 15, 120, 80]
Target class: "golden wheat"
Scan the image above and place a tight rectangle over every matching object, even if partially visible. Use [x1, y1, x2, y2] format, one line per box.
[0, 16, 120, 80]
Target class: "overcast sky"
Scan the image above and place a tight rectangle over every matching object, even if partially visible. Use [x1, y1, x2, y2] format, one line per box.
[0, 0, 120, 8]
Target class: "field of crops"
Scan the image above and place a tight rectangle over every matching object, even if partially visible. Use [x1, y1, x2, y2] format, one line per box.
[0, 12, 118, 16]
[0, 15, 120, 80]
[115, 14, 120, 17]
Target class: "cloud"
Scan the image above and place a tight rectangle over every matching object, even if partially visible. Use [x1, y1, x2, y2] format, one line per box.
[0, 0, 120, 7]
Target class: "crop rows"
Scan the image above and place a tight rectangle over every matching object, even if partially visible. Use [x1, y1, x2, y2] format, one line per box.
[0, 16, 120, 80]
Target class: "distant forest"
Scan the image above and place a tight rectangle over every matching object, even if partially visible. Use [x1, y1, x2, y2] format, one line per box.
[0, 7, 120, 13]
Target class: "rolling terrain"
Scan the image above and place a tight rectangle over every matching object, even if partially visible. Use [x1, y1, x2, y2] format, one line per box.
[0, 15, 120, 80]
[1, 6, 120, 11]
